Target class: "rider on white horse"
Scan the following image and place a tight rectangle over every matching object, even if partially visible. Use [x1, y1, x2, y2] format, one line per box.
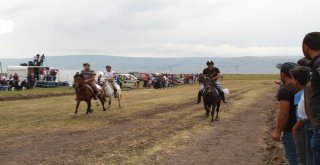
[103, 65, 118, 98]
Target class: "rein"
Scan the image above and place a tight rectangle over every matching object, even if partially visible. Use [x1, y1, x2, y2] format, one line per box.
[74, 78, 92, 93]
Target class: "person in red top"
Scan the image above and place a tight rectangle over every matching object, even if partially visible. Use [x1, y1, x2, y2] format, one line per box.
[143, 74, 149, 88]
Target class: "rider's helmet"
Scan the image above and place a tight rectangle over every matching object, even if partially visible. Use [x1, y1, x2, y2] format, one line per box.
[106, 65, 111, 69]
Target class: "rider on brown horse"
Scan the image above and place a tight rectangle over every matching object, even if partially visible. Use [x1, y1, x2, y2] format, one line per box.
[81, 63, 99, 100]
[197, 61, 227, 104]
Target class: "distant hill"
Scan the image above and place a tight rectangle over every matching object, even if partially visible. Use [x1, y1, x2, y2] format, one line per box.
[0, 55, 301, 74]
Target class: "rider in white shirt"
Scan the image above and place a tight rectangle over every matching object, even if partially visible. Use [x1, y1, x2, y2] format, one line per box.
[103, 65, 118, 98]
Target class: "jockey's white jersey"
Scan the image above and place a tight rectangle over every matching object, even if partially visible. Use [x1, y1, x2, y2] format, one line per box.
[103, 70, 115, 80]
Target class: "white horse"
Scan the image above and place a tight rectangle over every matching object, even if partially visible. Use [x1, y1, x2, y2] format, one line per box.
[99, 78, 121, 109]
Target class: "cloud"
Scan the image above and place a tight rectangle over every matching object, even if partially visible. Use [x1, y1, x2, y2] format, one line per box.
[0, 19, 14, 35]
[0, 0, 319, 58]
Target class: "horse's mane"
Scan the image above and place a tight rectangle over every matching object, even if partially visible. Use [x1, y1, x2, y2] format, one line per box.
[74, 72, 84, 79]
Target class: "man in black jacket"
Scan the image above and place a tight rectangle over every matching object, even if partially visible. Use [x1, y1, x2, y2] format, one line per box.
[302, 32, 320, 164]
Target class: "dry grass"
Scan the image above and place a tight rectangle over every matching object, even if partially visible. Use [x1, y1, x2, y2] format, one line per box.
[0, 74, 279, 164]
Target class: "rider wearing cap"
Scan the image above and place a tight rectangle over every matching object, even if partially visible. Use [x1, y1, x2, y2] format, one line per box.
[103, 65, 118, 98]
[80, 63, 99, 100]
[197, 61, 226, 104]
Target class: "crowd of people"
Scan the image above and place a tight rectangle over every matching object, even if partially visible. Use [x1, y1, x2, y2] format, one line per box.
[273, 32, 320, 165]
[0, 73, 29, 90]
[138, 73, 197, 89]
[0, 68, 60, 90]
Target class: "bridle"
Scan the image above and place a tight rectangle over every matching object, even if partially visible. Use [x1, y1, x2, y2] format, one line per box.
[74, 76, 88, 90]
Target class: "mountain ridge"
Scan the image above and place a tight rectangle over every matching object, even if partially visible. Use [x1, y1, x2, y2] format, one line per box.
[0, 55, 301, 74]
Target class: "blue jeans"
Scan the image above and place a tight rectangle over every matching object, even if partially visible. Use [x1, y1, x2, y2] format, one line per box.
[282, 132, 299, 165]
[294, 127, 306, 165]
[305, 121, 314, 165]
[311, 128, 320, 164]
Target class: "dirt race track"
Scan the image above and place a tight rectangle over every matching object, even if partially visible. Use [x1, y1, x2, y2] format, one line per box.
[0, 78, 286, 165]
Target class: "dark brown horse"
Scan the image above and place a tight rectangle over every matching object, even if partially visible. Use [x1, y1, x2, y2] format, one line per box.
[73, 73, 107, 114]
[201, 76, 222, 122]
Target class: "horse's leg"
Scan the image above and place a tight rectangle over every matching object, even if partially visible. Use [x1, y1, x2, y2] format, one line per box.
[99, 96, 106, 111]
[211, 103, 216, 122]
[118, 94, 121, 108]
[216, 99, 221, 120]
[89, 101, 93, 113]
[75, 100, 80, 114]
[86, 101, 89, 114]
[86, 101, 92, 114]
[205, 105, 210, 118]
[105, 97, 111, 110]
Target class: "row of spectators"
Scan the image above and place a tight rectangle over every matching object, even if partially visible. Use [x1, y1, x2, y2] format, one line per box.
[0, 73, 29, 90]
[135, 73, 198, 89]
[0, 68, 59, 90]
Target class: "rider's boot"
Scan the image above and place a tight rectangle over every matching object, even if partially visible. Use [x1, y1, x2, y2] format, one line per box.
[196, 91, 202, 104]
[220, 91, 227, 103]
[93, 91, 99, 100]
[114, 89, 118, 98]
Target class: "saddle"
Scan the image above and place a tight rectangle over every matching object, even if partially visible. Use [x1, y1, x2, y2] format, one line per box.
[202, 86, 219, 96]
[84, 84, 104, 95]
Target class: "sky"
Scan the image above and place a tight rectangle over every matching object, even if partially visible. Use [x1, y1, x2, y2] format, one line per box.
[0, 0, 319, 58]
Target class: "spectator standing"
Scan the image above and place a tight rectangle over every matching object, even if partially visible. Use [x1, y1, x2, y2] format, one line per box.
[291, 66, 311, 165]
[143, 74, 149, 88]
[302, 32, 320, 164]
[27, 71, 35, 89]
[13, 73, 19, 88]
[273, 62, 299, 165]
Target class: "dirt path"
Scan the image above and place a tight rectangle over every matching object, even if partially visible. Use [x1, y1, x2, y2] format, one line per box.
[0, 81, 284, 165]
[150, 92, 278, 165]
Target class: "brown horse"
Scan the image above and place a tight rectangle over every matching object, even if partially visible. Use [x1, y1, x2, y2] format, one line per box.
[73, 73, 107, 114]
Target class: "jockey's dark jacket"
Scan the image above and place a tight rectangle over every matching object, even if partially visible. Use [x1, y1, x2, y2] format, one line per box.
[81, 69, 96, 80]
[310, 54, 320, 129]
[203, 67, 220, 78]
